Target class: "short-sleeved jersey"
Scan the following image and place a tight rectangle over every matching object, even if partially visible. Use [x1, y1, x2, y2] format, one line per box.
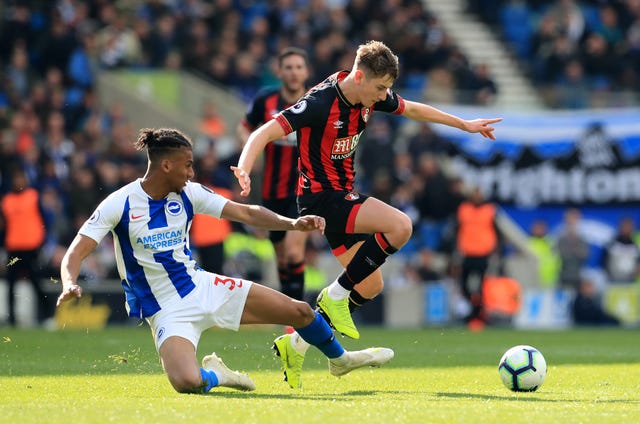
[79, 179, 228, 318]
[242, 87, 299, 200]
[275, 71, 405, 195]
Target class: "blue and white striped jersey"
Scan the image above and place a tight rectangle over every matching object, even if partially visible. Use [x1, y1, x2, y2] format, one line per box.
[79, 179, 228, 318]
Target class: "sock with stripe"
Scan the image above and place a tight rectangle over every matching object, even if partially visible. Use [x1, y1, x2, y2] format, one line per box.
[348, 289, 371, 312]
[333, 233, 398, 296]
[295, 311, 344, 358]
[281, 261, 305, 300]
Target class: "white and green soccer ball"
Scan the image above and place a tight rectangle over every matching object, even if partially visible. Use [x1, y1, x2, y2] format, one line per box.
[498, 345, 547, 392]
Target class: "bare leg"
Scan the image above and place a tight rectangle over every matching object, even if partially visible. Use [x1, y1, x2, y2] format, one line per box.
[240, 283, 315, 327]
[158, 336, 202, 393]
[352, 197, 412, 248]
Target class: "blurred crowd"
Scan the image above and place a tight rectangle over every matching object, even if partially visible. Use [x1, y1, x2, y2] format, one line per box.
[469, 0, 640, 108]
[0, 0, 636, 327]
[0, 0, 496, 282]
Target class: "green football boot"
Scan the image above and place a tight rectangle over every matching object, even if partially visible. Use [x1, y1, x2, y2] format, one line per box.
[316, 287, 360, 339]
[273, 334, 305, 388]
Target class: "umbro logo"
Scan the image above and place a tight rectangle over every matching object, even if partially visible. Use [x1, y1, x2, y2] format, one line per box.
[333, 120, 344, 129]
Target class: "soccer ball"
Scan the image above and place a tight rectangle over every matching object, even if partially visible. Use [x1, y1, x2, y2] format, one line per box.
[498, 345, 547, 392]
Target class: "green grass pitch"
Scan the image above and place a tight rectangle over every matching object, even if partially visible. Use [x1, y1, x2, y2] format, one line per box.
[1, 326, 638, 423]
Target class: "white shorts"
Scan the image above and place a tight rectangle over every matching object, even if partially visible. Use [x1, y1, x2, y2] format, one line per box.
[146, 270, 253, 351]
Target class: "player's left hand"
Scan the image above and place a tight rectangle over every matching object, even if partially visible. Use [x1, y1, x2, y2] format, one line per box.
[464, 118, 502, 140]
[292, 215, 325, 234]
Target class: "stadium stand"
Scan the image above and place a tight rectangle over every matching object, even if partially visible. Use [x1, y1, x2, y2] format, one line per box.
[1, 1, 637, 328]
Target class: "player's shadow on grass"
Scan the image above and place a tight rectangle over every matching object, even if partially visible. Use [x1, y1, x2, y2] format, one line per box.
[209, 390, 380, 400]
[435, 392, 638, 404]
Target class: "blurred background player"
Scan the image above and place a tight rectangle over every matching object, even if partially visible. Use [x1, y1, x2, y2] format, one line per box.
[237, 47, 310, 304]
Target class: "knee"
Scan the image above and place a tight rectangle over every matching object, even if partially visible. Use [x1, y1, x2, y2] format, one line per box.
[288, 300, 315, 328]
[167, 371, 203, 393]
[391, 213, 413, 246]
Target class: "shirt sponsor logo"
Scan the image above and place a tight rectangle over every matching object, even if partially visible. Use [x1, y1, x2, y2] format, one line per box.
[136, 229, 184, 249]
[165, 200, 183, 216]
[330, 132, 362, 159]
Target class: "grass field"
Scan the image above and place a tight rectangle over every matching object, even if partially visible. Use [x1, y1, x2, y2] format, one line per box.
[1, 325, 638, 423]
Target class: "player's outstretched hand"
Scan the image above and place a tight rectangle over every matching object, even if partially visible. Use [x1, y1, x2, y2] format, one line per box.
[230, 166, 251, 196]
[292, 215, 325, 234]
[56, 284, 83, 307]
[464, 118, 502, 140]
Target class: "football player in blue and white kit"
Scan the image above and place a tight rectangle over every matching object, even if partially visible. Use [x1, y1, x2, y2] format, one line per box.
[56, 128, 393, 393]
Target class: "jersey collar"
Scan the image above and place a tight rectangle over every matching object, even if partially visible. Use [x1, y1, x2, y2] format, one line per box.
[334, 70, 358, 108]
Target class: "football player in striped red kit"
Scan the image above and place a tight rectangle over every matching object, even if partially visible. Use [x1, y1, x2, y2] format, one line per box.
[233, 40, 501, 346]
[237, 47, 310, 304]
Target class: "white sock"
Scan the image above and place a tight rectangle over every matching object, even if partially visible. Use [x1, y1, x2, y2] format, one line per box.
[291, 332, 310, 355]
[327, 281, 350, 300]
[212, 370, 229, 386]
[329, 351, 349, 365]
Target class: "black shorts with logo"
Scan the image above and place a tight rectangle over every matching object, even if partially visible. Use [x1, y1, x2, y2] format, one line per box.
[263, 196, 299, 243]
[297, 191, 369, 254]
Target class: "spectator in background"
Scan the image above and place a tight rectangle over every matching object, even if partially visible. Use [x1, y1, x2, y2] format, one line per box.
[190, 154, 234, 275]
[469, 63, 498, 105]
[357, 115, 396, 190]
[557, 59, 590, 109]
[96, 6, 142, 68]
[602, 217, 640, 284]
[1, 168, 49, 326]
[198, 100, 226, 140]
[556, 208, 589, 290]
[572, 278, 620, 326]
[67, 166, 100, 223]
[454, 186, 499, 326]
[414, 153, 457, 252]
[407, 123, 450, 163]
[527, 219, 560, 288]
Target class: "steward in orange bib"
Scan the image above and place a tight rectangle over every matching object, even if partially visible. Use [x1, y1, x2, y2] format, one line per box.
[1, 169, 48, 326]
[455, 186, 499, 325]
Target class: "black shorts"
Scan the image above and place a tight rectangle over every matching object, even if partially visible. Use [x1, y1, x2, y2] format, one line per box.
[297, 191, 369, 255]
[263, 196, 298, 243]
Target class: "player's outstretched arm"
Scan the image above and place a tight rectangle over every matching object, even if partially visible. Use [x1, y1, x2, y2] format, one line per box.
[402, 100, 502, 140]
[221, 200, 325, 234]
[57, 234, 98, 306]
[233, 119, 287, 196]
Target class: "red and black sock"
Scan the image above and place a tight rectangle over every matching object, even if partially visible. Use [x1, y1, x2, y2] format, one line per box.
[337, 233, 397, 291]
[348, 289, 370, 312]
[281, 261, 305, 301]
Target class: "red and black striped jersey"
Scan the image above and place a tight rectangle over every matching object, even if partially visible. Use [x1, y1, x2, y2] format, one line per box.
[241, 87, 299, 200]
[275, 71, 405, 195]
